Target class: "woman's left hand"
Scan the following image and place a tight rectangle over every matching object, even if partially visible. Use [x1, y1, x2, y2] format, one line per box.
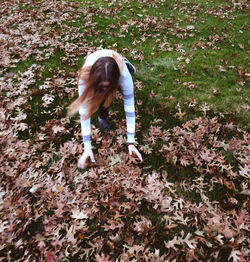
[128, 144, 143, 162]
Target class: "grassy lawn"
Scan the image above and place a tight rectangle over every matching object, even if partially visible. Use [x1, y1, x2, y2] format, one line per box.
[0, 0, 249, 261]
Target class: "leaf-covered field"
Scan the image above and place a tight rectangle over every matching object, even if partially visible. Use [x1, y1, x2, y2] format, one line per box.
[0, 0, 249, 261]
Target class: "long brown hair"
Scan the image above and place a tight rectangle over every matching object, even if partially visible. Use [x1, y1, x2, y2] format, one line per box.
[68, 56, 120, 119]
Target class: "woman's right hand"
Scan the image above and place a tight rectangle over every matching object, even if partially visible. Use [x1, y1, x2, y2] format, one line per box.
[78, 149, 95, 169]
[128, 144, 143, 162]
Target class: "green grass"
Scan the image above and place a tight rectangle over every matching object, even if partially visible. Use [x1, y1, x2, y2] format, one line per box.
[3, 0, 249, 175]
[66, 0, 249, 129]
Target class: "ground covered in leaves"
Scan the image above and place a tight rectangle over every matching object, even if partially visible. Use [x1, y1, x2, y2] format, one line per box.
[0, 0, 249, 261]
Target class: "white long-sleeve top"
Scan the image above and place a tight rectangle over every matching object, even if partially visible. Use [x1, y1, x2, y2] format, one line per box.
[78, 49, 136, 149]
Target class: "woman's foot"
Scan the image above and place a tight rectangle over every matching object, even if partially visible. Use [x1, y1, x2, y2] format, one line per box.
[98, 117, 111, 131]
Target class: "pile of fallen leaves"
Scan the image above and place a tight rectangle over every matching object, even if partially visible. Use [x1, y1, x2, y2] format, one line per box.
[1, 103, 249, 261]
[0, 0, 249, 261]
[1, 110, 249, 261]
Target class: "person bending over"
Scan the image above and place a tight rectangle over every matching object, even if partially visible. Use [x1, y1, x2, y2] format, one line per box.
[68, 49, 143, 168]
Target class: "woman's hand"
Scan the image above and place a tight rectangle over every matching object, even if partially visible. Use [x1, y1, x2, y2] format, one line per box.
[78, 149, 95, 169]
[128, 144, 143, 162]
